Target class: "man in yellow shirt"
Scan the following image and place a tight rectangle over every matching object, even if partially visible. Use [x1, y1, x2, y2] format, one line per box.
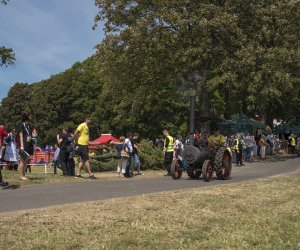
[208, 128, 226, 148]
[74, 115, 96, 179]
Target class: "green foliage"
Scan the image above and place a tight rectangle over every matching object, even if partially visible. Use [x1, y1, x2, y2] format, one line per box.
[89, 141, 164, 172]
[95, 0, 300, 126]
[1, 0, 300, 146]
[139, 139, 164, 170]
[1, 1, 15, 67]
[90, 158, 118, 172]
[0, 46, 15, 67]
[0, 57, 103, 145]
[0, 83, 31, 129]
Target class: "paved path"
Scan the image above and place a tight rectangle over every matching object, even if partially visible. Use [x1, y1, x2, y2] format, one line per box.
[1, 157, 299, 213]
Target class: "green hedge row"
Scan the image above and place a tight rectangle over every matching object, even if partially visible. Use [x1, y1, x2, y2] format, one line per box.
[90, 140, 164, 172]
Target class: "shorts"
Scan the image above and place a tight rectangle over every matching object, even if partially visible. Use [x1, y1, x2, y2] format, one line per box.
[77, 145, 89, 162]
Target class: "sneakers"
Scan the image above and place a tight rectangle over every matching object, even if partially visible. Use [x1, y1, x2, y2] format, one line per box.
[75, 174, 97, 179]
[0, 182, 9, 187]
[88, 175, 97, 180]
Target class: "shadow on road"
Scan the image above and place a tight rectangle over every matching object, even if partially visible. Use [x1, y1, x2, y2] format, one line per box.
[256, 155, 298, 163]
[1, 184, 21, 190]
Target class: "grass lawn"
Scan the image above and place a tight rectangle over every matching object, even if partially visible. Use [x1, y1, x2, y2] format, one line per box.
[0, 174, 299, 249]
[1, 167, 165, 187]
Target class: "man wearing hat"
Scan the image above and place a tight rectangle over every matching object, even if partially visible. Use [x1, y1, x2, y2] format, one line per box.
[208, 127, 226, 149]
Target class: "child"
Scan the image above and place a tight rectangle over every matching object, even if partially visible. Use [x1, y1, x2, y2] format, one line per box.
[53, 144, 60, 174]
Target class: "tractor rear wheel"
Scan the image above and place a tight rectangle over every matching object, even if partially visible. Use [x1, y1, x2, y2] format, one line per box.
[171, 158, 182, 180]
[215, 148, 232, 180]
[202, 160, 214, 182]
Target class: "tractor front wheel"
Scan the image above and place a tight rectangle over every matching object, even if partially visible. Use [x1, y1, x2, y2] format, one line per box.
[171, 158, 183, 180]
[202, 160, 214, 182]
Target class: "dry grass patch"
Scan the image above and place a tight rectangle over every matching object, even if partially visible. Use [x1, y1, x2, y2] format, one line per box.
[1, 174, 299, 249]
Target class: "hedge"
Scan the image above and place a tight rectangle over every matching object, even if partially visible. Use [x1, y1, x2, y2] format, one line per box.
[90, 139, 164, 172]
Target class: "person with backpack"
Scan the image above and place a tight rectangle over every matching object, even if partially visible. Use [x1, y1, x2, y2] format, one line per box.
[57, 128, 73, 176]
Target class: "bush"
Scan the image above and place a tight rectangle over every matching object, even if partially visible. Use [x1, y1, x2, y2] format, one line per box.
[139, 139, 164, 170]
[89, 139, 164, 172]
[90, 158, 118, 172]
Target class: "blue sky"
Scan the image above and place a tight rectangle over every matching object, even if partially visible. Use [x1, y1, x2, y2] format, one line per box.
[0, 0, 104, 101]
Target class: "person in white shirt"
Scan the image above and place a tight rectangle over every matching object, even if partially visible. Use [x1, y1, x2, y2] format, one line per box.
[124, 133, 133, 177]
[174, 136, 184, 158]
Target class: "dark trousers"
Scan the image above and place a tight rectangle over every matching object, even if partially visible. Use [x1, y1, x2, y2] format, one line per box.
[291, 145, 296, 154]
[235, 150, 243, 165]
[164, 152, 173, 174]
[59, 151, 70, 176]
[69, 158, 75, 176]
[125, 153, 132, 175]
[8, 163, 18, 171]
[257, 145, 261, 156]
[246, 147, 251, 161]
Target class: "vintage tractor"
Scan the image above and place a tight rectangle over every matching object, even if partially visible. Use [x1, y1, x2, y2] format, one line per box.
[170, 143, 232, 182]
[170, 95, 232, 181]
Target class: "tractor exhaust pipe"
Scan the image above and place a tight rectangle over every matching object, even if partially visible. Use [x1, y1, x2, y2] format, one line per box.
[189, 95, 195, 145]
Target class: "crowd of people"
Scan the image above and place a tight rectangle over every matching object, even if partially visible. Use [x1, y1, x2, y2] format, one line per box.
[0, 113, 97, 187]
[1, 112, 300, 187]
[110, 132, 143, 178]
[158, 128, 300, 175]
[0, 113, 146, 186]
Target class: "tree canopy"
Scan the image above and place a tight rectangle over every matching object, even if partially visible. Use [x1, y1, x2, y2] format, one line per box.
[0, 0, 299, 145]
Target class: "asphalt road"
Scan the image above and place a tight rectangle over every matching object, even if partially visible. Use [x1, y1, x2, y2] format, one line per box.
[1, 157, 299, 213]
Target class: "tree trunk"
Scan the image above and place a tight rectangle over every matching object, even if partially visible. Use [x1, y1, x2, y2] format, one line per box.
[199, 85, 210, 132]
[224, 85, 231, 120]
[242, 99, 247, 114]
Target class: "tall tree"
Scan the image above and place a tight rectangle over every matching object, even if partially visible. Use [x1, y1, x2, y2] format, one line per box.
[94, 0, 244, 133]
[95, 0, 300, 126]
